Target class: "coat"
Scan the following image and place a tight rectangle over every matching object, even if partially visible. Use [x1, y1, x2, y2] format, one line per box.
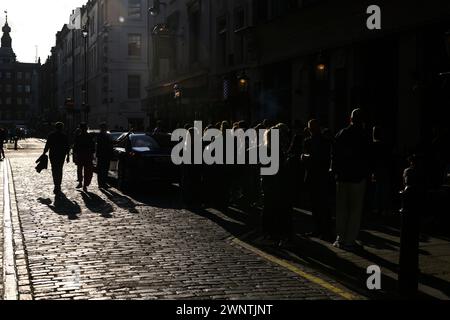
[35, 154, 48, 173]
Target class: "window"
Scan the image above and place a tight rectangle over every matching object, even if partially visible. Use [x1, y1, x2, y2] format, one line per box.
[17, 72, 23, 80]
[25, 85, 31, 93]
[25, 72, 31, 80]
[6, 72, 11, 79]
[128, 0, 142, 19]
[6, 97, 11, 105]
[89, 16, 96, 34]
[17, 85, 23, 93]
[25, 97, 31, 105]
[189, 9, 201, 63]
[128, 34, 142, 57]
[17, 98, 23, 105]
[6, 85, 11, 93]
[128, 75, 141, 99]
[217, 17, 227, 67]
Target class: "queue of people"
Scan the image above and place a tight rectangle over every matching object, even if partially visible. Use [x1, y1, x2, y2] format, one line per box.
[177, 108, 447, 250]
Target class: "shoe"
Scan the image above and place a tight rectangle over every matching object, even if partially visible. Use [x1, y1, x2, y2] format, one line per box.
[76, 183, 83, 189]
[83, 186, 88, 192]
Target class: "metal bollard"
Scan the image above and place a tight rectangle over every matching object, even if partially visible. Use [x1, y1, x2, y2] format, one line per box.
[398, 186, 422, 297]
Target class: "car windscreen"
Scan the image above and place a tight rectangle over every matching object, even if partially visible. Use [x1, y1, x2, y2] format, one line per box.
[110, 133, 124, 142]
[130, 135, 159, 149]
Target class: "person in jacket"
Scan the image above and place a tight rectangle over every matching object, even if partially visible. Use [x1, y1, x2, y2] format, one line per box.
[43, 122, 70, 194]
[261, 123, 294, 246]
[332, 109, 371, 250]
[96, 123, 113, 189]
[73, 123, 95, 191]
[302, 119, 333, 241]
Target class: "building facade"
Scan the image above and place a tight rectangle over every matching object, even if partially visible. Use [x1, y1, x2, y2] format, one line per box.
[0, 15, 40, 129]
[42, 0, 150, 132]
[144, 0, 450, 154]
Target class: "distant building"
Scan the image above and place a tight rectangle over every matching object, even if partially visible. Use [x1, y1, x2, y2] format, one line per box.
[0, 14, 40, 128]
[42, 0, 150, 132]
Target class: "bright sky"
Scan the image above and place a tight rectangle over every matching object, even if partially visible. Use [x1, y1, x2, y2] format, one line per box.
[1, 0, 87, 63]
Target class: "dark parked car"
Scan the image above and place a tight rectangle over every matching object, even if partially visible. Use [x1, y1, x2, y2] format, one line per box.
[110, 132, 179, 190]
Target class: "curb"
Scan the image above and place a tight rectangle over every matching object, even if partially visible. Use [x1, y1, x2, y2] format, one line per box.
[2, 159, 33, 300]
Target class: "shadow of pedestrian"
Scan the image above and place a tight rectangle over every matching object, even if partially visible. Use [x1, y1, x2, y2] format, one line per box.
[100, 188, 139, 214]
[38, 194, 81, 220]
[79, 191, 114, 218]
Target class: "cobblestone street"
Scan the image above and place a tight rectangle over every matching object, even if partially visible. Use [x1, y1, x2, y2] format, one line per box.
[1, 139, 356, 300]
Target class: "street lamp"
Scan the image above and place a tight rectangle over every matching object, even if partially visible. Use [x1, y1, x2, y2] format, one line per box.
[82, 25, 89, 122]
[315, 53, 328, 80]
[149, 0, 167, 17]
[237, 72, 250, 93]
[174, 83, 182, 99]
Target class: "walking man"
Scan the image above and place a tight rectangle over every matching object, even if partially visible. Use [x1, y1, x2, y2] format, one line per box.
[302, 119, 333, 241]
[96, 123, 113, 189]
[332, 109, 371, 250]
[43, 122, 70, 194]
[73, 123, 95, 191]
[0, 128, 6, 160]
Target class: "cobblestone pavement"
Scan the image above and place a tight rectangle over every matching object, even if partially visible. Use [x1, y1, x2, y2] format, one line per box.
[4, 140, 355, 300]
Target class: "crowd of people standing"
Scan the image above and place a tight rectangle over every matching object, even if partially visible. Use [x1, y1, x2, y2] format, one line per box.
[178, 108, 449, 250]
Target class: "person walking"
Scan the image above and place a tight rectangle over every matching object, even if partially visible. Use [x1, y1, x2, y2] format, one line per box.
[332, 109, 371, 250]
[302, 119, 333, 241]
[0, 128, 6, 160]
[43, 122, 70, 195]
[73, 123, 95, 192]
[96, 123, 113, 189]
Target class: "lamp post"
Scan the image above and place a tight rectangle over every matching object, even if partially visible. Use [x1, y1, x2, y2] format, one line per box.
[149, 0, 167, 17]
[82, 26, 89, 123]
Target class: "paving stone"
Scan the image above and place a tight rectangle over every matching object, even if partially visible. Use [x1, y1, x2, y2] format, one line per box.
[6, 145, 345, 300]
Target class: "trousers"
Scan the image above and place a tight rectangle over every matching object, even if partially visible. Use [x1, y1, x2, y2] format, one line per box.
[335, 180, 367, 245]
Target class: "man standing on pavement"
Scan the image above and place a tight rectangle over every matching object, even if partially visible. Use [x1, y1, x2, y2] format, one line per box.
[96, 123, 113, 189]
[302, 119, 333, 241]
[43, 122, 70, 195]
[332, 109, 371, 250]
[73, 123, 95, 192]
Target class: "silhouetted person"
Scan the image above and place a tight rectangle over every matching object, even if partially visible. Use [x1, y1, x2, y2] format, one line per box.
[0, 128, 6, 160]
[96, 123, 113, 189]
[73, 123, 95, 191]
[399, 154, 426, 296]
[302, 119, 333, 240]
[43, 122, 70, 194]
[371, 126, 392, 216]
[332, 109, 371, 250]
[153, 120, 164, 135]
[181, 127, 202, 208]
[261, 124, 294, 246]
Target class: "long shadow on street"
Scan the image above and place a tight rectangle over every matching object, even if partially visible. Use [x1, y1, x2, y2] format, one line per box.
[38, 193, 81, 220]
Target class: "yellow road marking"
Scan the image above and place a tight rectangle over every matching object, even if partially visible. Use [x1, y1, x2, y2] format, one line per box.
[232, 238, 359, 300]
